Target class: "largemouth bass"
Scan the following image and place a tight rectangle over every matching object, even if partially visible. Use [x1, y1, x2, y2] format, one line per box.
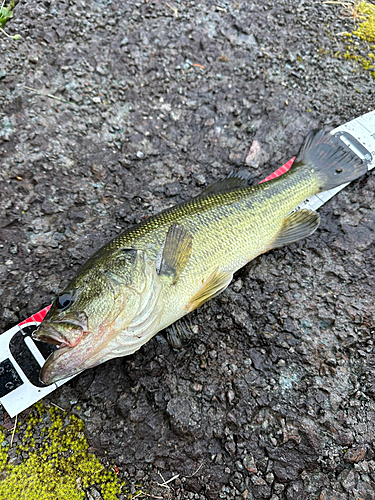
[33, 130, 367, 384]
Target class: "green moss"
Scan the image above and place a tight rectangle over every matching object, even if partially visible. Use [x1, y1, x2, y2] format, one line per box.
[333, 0, 375, 76]
[0, 403, 124, 500]
[353, 1, 375, 41]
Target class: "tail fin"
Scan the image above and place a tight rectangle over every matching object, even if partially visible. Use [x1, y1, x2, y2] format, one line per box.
[292, 129, 368, 191]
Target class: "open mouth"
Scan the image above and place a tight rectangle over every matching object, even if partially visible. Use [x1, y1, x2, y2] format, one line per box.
[34, 324, 85, 348]
[35, 325, 72, 347]
[33, 312, 88, 349]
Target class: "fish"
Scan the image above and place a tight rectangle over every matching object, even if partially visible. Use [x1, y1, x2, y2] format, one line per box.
[32, 129, 367, 384]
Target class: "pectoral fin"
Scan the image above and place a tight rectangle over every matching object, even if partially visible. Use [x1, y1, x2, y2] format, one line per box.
[268, 209, 320, 250]
[157, 224, 193, 284]
[187, 268, 233, 312]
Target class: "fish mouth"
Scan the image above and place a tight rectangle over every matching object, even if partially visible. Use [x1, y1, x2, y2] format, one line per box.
[32, 313, 90, 384]
[35, 324, 84, 348]
[35, 325, 78, 348]
[33, 312, 88, 348]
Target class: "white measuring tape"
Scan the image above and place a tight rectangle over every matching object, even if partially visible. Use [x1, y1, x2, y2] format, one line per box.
[1, 111, 374, 418]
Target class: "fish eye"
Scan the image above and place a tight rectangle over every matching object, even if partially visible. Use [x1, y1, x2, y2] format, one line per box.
[56, 290, 75, 312]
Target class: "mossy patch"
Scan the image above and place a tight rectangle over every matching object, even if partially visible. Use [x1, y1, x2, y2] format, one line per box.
[0, 402, 124, 500]
[333, 0, 375, 76]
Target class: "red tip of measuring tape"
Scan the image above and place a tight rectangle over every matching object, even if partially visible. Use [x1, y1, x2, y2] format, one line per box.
[19, 304, 52, 326]
[259, 157, 295, 184]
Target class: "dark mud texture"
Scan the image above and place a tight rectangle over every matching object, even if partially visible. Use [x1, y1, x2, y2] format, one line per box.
[1, 1, 375, 499]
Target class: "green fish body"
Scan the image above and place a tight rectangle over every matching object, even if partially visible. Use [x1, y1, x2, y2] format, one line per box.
[33, 130, 367, 384]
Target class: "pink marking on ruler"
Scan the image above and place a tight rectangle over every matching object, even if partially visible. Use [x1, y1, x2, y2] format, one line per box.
[259, 157, 295, 183]
[19, 304, 51, 326]
[15, 158, 296, 330]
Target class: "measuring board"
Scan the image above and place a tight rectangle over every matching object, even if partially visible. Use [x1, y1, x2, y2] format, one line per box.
[1, 111, 374, 418]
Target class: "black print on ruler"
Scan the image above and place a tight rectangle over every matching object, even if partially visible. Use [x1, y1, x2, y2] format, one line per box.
[0, 359, 23, 398]
[6, 325, 57, 390]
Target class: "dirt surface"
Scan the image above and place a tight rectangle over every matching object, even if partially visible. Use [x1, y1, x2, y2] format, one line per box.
[1, 1, 375, 499]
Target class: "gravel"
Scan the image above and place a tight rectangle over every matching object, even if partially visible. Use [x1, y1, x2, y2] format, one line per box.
[1, 0, 375, 498]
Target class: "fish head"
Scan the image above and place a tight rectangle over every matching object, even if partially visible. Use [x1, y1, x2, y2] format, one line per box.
[33, 248, 163, 384]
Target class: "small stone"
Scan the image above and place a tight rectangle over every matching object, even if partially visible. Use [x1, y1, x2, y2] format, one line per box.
[232, 279, 243, 292]
[28, 53, 39, 63]
[344, 445, 367, 463]
[195, 344, 206, 355]
[245, 139, 270, 168]
[170, 109, 181, 121]
[195, 174, 206, 186]
[69, 211, 85, 222]
[96, 65, 107, 75]
[185, 478, 202, 493]
[250, 105, 262, 115]
[205, 118, 215, 126]
[229, 150, 244, 165]
[341, 469, 356, 491]
[227, 390, 235, 403]
[86, 487, 102, 500]
[274, 483, 284, 493]
[251, 475, 267, 486]
[243, 454, 257, 473]
[235, 460, 244, 471]
[136, 151, 145, 159]
[3, 308, 18, 324]
[225, 441, 236, 456]
[266, 472, 274, 484]
[191, 382, 202, 392]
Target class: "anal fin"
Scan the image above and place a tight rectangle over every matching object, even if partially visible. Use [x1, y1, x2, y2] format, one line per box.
[187, 268, 233, 312]
[268, 209, 320, 250]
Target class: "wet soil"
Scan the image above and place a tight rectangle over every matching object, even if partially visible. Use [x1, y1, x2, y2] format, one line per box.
[1, 1, 375, 499]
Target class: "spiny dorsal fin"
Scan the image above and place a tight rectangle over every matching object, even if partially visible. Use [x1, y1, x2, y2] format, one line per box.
[268, 209, 320, 250]
[157, 223, 193, 284]
[196, 170, 254, 199]
[187, 268, 233, 312]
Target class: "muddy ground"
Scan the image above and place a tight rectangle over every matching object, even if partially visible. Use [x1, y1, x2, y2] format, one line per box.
[1, 0, 375, 498]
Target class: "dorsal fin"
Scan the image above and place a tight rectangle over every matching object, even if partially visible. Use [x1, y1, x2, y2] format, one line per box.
[195, 170, 254, 199]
